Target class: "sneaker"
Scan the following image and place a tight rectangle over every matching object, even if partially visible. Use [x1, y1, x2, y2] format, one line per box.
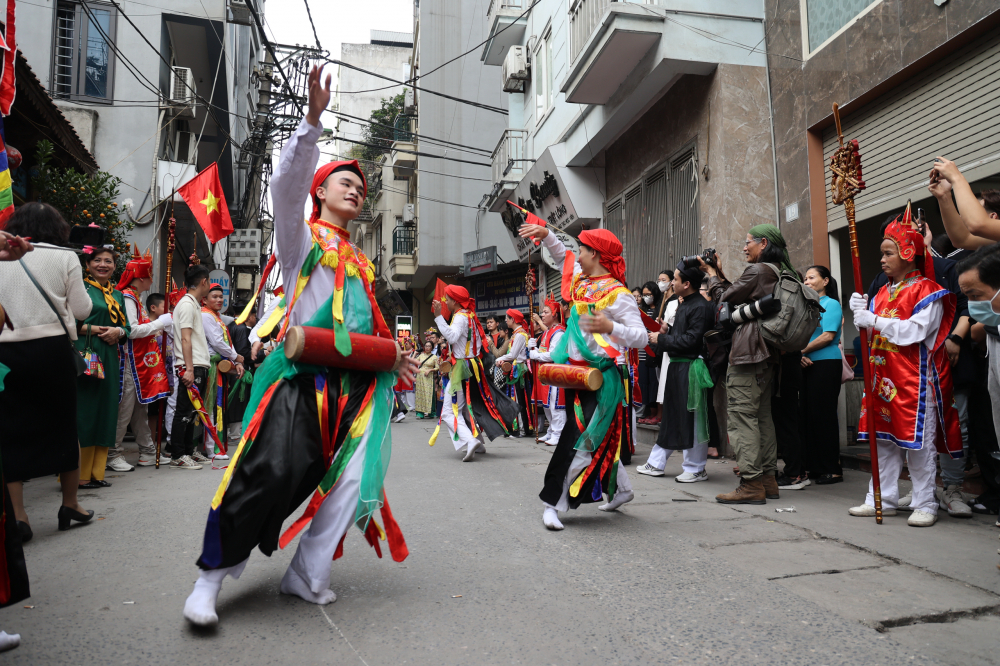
[394, 412, 406, 423]
[908, 509, 937, 527]
[169, 456, 203, 470]
[675, 470, 708, 483]
[897, 491, 914, 511]
[106, 455, 134, 472]
[937, 484, 972, 518]
[190, 451, 211, 464]
[212, 453, 230, 461]
[635, 463, 665, 477]
[849, 504, 897, 517]
[137, 454, 171, 467]
[778, 475, 811, 490]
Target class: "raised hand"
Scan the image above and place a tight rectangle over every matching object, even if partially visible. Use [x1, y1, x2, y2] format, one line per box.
[518, 223, 549, 241]
[306, 64, 332, 128]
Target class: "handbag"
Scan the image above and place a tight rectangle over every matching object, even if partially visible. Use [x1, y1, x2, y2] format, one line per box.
[18, 259, 88, 376]
[80, 330, 106, 379]
[839, 341, 854, 384]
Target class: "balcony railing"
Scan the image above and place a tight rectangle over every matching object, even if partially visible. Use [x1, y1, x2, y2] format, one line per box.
[392, 226, 416, 255]
[491, 129, 528, 186]
[393, 114, 417, 143]
[488, 0, 524, 22]
[569, 0, 614, 63]
[369, 168, 383, 199]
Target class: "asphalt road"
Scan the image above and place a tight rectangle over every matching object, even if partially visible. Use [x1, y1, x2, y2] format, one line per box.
[5, 416, 999, 665]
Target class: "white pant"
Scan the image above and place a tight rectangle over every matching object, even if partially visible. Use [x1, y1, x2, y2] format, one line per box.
[546, 449, 632, 513]
[112, 370, 155, 458]
[647, 440, 708, 474]
[865, 441, 938, 514]
[227, 422, 244, 449]
[541, 388, 566, 443]
[443, 379, 481, 451]
[194, 434, 369, 594]
[402, 390, 415, 410]
[165, 380, 179, 443]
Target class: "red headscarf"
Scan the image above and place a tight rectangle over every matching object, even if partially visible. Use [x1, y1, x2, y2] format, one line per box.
[309, 160, 367, 225]
[578, 228, 626, 284]
[444, 284, 474, 311]
[884, 206, 934, 283]
[543, 293, 563, 324]
[506, 308, 526, 328]
[115, 244, 153, 291]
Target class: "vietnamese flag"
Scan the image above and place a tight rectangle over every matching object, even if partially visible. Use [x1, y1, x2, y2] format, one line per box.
[507, 200, 546, 245]
[434, 278, 451, 321]
[178, 163, 234, 244]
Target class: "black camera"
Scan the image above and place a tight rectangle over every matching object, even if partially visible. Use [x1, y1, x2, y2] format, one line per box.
[68, 224, 106, 250]
[681, 248, 718, 270]
[718, 294, 781, 330]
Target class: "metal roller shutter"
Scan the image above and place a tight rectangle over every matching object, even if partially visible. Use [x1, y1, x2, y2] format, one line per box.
[824, 27, 1000, 230]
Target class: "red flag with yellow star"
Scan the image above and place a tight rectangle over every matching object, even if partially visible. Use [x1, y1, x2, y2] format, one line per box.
[177, 163, 234, 244]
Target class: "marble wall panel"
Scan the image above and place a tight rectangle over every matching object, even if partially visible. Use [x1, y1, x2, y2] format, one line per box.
[899, 0, 948, 68]
[946, 0, 1000, 38]
[845, 0, 902, 98]
[775, 137, 809, 214]
[804, 31, 850, 129]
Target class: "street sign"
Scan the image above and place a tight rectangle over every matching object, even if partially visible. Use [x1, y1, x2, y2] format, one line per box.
[209, 269, 231, 311]
[464, 246, 497, 276]
[396, 315, 412, 345]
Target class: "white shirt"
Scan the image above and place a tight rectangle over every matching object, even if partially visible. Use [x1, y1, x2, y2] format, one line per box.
[173, 294, 210, 368]
[530, 328, 564, 363]
[271, 117, 341, 328]
[123, 295, 165, 340]
[497, 327, 528, 364]
[202, 310, 239, 361]
[434, 312, 482, 359]
[871, 290, 944, 350]
[539, 232, 647, 364]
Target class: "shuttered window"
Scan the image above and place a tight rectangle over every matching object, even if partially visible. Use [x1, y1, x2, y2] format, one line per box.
[824, 27, 1000, 231]
[603, 144, 700, 287]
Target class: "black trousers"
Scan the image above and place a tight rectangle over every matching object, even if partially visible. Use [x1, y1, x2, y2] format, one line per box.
[800, 359, 843, 477]
[773, 352, 803, 477]
[171, 366, 208, 459]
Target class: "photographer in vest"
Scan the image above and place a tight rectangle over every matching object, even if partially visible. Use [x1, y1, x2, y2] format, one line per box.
[715, 224, 791, 505]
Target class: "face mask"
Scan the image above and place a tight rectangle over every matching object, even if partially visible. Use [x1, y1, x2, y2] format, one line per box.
[968, 289, 1000, 326]
[657, 280, 669, 292]
[643, 295, 654, 304]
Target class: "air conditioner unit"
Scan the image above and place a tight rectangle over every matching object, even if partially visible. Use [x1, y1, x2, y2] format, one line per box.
[228, 0, 253, 26]
[402, 203, 415, 225]
[169, 66, 197, 113]
[403, 87, 415, 114]
[175, 131, 198, 164]
[502, 46, 530, 93]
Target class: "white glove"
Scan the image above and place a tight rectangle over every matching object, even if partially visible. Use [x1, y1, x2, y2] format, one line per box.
[529, 350, 539, 360]
[526, 338, 537, 349]
[853, 309, 876, 329]
[156, 313, 173, 330]
[848, 292, 868, 313]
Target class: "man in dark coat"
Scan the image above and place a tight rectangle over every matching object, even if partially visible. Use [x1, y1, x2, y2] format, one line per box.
[636, 262, 715, 482]
[226, 308, 255, 450]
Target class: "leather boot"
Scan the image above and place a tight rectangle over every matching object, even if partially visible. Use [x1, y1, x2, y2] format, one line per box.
[762, 474, 780, 500]
[715, 477, 767, 505]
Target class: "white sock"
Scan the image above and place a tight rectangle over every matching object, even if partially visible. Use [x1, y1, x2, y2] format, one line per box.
[0, 631, 20, 652]
[183, 575, 222, 626]
[279, 567, 337, 605]
[542, 507, 564, 530]
[599, 489, 634, 512]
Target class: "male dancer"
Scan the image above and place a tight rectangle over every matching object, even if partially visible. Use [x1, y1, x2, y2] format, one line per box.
[200, 284, 244, 461]
[111, 246, 171, 470]
[184, 65, 418, 626]
[518, 224, 648, 530]
[849, 211, 961, 527]
[636, 262, 715, 481]
[528, 296, 566, 446]
[495, 308, 534, 436]
[431, 286, 519, 461]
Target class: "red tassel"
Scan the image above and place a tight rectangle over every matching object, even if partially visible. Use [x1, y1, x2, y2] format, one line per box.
[380, 493, 409, 563]
[278, 490, 326, 549]
[363, 520, 383, 558]
[561, 250, 576, 302]
[333, 533, 346, 560]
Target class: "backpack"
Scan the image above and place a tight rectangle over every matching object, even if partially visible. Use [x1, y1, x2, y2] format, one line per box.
[757, 263, 824, 352]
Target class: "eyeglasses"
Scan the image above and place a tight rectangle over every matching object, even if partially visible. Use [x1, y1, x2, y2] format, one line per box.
[744, 237, 762, 246]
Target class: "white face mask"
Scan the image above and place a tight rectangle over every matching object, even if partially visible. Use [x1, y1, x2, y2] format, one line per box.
[643, 295, 654, 304]
[657, 280, 669, 293]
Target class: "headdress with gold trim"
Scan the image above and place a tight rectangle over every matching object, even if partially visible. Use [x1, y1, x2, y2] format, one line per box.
[883, 202, 934, 282]
[115, 243, 153, 290]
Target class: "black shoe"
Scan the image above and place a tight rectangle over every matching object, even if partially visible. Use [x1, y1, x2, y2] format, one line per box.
[92, 480, 112, 487]
[814, 474, 843, 485]
[58, 506, 95, 531]
[78, 481, 102, 489]
[16, 521, 32, 544]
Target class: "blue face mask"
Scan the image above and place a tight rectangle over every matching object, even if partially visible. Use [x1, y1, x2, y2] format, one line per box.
[968, 289, 1000, 326]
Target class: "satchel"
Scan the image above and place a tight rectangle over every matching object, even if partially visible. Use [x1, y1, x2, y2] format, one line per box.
[81, 331, 106, 379]
[839, 341, 854, 384]
[19, 259, 88, 376]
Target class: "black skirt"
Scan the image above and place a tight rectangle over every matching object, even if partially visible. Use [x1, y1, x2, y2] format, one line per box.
[657, 361, 695, 451]
[0, 335, 79, 482]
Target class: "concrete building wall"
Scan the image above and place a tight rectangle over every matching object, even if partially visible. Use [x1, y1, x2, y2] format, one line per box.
[414, 0, 509, 286]
[335, 42, 412, 160]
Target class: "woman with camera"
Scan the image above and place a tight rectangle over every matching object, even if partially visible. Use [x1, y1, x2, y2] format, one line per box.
[798, 266, 844, 485]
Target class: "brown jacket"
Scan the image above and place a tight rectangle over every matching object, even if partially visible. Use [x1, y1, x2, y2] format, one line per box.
[720, 263, 779, 366]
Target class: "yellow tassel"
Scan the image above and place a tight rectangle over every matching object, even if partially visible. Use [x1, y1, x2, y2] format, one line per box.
[428, 424, 441, 446]
[258, 303, 286, 337]
[235, 298, 257, 325]
[332, 285, 345, 324]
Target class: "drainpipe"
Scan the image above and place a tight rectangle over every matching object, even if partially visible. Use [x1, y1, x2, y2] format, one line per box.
[762, 0, 780, 228]
[150, 108, 166, 285]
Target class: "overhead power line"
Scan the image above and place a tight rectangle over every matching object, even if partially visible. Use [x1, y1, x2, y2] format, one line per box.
[302, 0, 322, 50]
[331, 111, 492, 157]
[326, 136, 492, 167]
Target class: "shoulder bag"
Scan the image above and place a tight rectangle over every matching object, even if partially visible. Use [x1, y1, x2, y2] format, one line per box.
[18, 259, 89, 376]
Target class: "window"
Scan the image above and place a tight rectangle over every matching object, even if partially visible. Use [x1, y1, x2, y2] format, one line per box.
[53, 1, 117, 101]
[534, 32, 553, 120]
[804, 0, 880, 54]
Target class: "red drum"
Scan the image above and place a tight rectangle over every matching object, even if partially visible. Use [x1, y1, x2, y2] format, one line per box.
[284, 326, 402, 372]
[537, 364, 603, 391]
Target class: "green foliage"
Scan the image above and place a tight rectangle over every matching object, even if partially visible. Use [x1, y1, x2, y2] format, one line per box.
[359, 92, 406, 167]
[32, 140, 135, 278]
